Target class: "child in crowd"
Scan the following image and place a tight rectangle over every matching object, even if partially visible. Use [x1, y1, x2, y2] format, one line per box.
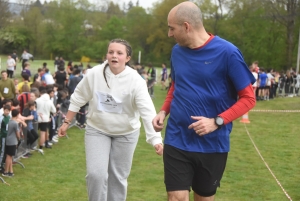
[22, 100, 38, 152]
[2, 109, 22, 177]
[22, 62, 32, 81]
[35, 86, 56, 154]
[0, 105, 11, 173]
[14, 78, 19, 97]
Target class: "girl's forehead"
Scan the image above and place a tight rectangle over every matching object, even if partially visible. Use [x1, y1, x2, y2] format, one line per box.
[108, 42, 126, 49]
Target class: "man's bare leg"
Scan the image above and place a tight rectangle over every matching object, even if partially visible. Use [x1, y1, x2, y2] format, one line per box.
[194, 192, 215, 201]
[168, 190, 189, 201]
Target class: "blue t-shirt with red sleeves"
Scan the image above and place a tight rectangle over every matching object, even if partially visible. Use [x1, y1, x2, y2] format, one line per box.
[165, 36, 255, 153]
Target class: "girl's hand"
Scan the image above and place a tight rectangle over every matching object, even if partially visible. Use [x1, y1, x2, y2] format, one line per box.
[58, 123, 69, 137]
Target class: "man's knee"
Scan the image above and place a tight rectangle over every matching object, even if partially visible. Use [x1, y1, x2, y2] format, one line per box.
[167, 190, 189, 201]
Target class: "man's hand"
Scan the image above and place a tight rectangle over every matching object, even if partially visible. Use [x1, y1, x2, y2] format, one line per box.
[154, 143, 163, 156]
[58, 123, 69, 137]
[188, 116, 218, 136]
[152, 111, 166, 132]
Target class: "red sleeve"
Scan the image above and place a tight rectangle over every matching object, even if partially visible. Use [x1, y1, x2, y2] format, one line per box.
[160, 81, 175, 115]
[161, 82, 256, 123]
[219, 84, 256, 124]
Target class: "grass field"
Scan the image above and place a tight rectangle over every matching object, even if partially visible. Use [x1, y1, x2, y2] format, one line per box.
[0, 57, 299, 200]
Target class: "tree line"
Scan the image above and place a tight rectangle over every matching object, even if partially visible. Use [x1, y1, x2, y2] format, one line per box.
[0, 0, 299, 70]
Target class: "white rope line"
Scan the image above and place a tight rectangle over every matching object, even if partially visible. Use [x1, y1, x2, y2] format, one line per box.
[243, 124, 292, 201]
[251, 110, 300, 113]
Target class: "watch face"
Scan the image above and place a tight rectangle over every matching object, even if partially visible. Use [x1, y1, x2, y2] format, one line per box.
[216, 117, 224, 125]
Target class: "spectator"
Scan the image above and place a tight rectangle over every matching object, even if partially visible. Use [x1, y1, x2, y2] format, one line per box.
[33, 68, 44, 83]
[147, 64, 156, 97]
[54, 66, 67, 88]
[35, 86, 56, 154]
[2, 109, 23, 177]
[258, 68, 268, 100]
[42, 62, 47, 70]
[54, 57, 60, 72]
[68, 68, 82, 96]
[250, 64, 258, 98]
[58, 57, 65, 69]
[22, 100, 38, 151]
[66, 61, 73, 75]
[0, 71, 16, 101]
[20, 50, 33, 70]
[21, 62, 32, 80]
[11, 51, 18, 71]
[0, 105, 11, 173]
[160, 63, 168, 90]
[6, 54, 16, 78]
[41, 68, 55, 86]
[17, 73, 32, 95]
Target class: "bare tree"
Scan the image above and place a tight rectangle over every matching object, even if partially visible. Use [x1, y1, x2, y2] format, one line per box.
[264, 0, 300, 68]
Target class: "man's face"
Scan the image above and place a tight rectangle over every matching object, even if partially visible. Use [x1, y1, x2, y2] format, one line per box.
[167, 10, 187, 46]
[1, 72, 8, 80]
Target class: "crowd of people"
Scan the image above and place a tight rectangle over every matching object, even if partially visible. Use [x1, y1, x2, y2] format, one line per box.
[0, 53, 92, 178]
[250, 61, 300, 101]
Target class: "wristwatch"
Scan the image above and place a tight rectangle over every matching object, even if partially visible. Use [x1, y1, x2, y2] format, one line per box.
[214, 116, 224, 130]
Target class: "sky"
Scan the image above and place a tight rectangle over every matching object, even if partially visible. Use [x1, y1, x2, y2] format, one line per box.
[116, 0, 160, 9]
[8, 0, 161, 10]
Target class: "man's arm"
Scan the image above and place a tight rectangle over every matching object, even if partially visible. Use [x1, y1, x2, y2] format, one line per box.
[188, 84, 256, 135]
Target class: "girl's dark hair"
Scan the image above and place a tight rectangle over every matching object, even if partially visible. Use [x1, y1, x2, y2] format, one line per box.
[104, 38, 132, 88]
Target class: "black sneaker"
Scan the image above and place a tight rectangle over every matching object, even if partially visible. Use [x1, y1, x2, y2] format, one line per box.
[2, 172, 11, 177]
[45, 145, 52, 149]
[8, 172, 14, 177]
[26, 153, 33, 156]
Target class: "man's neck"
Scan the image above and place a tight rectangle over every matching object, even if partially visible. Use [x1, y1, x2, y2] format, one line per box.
[187, 29, 211, 49]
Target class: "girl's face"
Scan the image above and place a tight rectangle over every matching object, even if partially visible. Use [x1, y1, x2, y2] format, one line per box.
[30, 93, 36, 101]
[107, 43, 130, 71]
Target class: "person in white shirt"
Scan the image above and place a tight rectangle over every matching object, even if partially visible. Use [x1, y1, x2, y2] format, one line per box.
[35, 86, 56, 154]
[58, 39, 163, 201]
[6, 55, 16, 78]
[42, 68, 55, 85]
[21, 50, 33, 70]
[250, 64, 258, 98]
[266, 69, 275, 100]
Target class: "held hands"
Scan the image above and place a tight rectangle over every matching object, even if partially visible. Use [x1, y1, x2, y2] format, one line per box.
[154, 143, 163, 156]
[188, 116, 218, 136]
[152, 111, 166, 132]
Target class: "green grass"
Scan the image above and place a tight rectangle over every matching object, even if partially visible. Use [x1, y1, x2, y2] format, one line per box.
[0, 56, 299, 200]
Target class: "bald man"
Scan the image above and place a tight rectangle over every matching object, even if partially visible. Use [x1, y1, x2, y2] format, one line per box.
[152, 2, 256, 201]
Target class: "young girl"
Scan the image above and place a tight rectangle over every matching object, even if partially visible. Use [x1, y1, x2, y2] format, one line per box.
[58, 39, 163, 201]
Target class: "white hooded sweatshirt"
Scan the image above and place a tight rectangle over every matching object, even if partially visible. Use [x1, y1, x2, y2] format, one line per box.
[69, 61, 162, 146]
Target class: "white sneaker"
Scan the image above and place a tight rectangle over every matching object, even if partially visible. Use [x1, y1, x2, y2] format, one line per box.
[38, 149, 44, 155]
[30, 146, 38, 152]
[48, 142, 53, 146]
[52, 138, 58, 143]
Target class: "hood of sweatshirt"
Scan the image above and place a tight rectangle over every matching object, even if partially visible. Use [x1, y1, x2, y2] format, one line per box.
[38, 93, 51, 101]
